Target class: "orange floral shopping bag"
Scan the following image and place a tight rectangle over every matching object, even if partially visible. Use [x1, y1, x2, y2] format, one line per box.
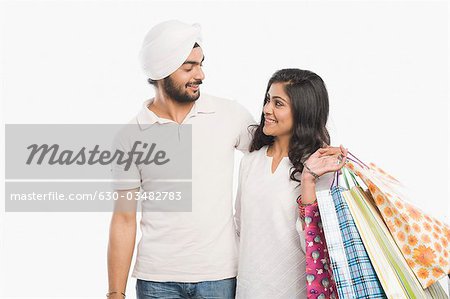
[345, 156, 450, 289]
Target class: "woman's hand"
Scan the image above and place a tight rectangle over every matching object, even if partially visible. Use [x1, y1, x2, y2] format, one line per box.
[301, 145, 348, 183]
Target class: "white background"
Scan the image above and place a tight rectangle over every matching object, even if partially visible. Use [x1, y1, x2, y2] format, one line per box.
[0, 0, 449, 298]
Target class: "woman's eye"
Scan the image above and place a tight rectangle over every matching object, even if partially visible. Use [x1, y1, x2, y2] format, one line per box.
[275, 101, 283, 107]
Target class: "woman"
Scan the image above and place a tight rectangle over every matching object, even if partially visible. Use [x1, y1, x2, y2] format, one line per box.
[235, 69, 347, 298]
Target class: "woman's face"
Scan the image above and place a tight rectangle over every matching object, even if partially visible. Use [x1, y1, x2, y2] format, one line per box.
[262, 82, 293, 138]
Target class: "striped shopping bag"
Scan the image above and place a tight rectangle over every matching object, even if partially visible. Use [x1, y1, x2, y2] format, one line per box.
[316, 189, 357, 298]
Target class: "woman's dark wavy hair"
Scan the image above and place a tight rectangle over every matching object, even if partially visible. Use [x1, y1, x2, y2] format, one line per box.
[249, 68, 330, 183]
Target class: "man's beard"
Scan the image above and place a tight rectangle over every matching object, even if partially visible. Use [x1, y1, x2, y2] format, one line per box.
[162, 76, 202, 104]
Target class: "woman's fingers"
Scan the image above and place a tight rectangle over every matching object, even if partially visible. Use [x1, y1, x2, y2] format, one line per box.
[323, 153, 347, 172]
[310, 145, 349, 175]
[334, 145, 348, 170]
[318, 147, 339, 157]
[340, 145, 348, 158]
[337, 155, 347, 170]
[317, 148, 328, 155]
[318, 145, 347, 156]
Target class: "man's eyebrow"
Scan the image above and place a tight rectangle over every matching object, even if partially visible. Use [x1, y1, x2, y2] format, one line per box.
[182, 56, 205, 66]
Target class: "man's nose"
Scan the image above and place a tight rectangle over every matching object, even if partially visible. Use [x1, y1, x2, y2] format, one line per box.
[194, 67, 205, 81]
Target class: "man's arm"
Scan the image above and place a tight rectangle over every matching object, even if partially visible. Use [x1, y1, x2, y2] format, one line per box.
[107, 188, 139, 298]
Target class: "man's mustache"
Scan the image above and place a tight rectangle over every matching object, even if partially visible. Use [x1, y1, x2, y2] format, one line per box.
[186, 80, 203, 86]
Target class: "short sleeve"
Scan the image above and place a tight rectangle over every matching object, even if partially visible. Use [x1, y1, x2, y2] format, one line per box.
[110, 131, 141, 190]
[233, 102, 256, 153]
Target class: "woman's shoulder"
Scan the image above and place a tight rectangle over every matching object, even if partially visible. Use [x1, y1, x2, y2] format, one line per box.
[238, 147, 267, 184]
[239, 146, 267, 172]
[242, 146, 267, 162]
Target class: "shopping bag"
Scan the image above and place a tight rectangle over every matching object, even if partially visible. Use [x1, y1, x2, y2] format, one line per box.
[304, 201, 339, 299]
[346, 159, 450, 289]
[315, 189, 356, 298]
[341, 184, 449, 298]
[330, 186, 386, 298]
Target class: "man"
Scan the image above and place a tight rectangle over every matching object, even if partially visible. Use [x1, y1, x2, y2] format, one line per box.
[107, 20, 255, 299]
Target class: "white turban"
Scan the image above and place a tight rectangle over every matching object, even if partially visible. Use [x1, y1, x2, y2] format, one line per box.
[139, 20, 203, 80]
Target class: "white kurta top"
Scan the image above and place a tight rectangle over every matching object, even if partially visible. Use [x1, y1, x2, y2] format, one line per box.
[235, 146, 334, 299]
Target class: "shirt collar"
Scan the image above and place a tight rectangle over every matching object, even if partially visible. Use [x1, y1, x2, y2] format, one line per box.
[136, 94, 215, 130]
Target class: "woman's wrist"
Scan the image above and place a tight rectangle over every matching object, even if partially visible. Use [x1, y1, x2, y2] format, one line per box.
[300, 172, 317, 206]
[301, 172, 317, 186]
[302, 162, 320, 181]
[301, 197, 317, 206]
[298, 194, 318, 220]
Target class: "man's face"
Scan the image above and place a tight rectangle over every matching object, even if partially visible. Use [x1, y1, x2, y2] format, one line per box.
[162, 47, 205, 103]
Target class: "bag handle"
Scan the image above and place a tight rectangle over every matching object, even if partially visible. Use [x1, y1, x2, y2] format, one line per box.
[330, 170, 339, 189]
[347, 151, 370, 169]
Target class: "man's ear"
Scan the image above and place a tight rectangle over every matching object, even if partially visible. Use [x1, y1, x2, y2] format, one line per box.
[147, 78, 159, 87]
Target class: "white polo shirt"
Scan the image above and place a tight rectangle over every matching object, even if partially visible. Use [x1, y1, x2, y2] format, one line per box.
[112, 93, 255, 282]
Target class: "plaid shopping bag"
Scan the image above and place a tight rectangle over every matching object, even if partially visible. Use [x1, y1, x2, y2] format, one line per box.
[331, 186, 386, 298]
[347, 160, 450, 289]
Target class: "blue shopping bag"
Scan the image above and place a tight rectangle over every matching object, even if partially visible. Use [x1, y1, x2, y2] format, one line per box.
[331, 186, 386, 298]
